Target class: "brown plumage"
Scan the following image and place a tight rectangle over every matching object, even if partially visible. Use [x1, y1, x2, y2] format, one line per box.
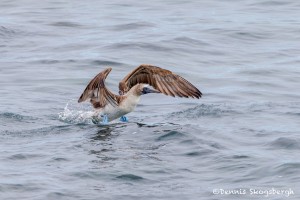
[119, 64, 202, 98]
[78, 64, 202, 109]
[78, 68, 124, 109]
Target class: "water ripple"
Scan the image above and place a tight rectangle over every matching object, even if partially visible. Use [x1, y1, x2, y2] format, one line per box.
[106, 42, 173, 52]
[6, 153, 44, 160]
[2, 125, 74, 138]
[49, 21, 82, 27]
[155, 130, 186, 141]
[110, 22, 155, 31]
[116, 174, 145, 181]
[268, 137, 300, 150]
[0, 112, 36, 122]
[275, 162, 300, 176]
[91, 59, 123, 66]
[169, 104, 238, 119]
[0, 26, 17, 38]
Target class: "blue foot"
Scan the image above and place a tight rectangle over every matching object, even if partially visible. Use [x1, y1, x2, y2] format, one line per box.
[101, 114, 109, 124]
[120, 116, 128, 122]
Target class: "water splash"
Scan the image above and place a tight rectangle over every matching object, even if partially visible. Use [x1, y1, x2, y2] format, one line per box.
[58, 99, 97, 124]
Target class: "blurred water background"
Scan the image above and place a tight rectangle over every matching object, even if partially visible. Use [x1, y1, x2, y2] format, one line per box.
[1, 0, 300, 199]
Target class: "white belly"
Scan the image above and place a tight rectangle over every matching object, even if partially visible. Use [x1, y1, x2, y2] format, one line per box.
[94, 94, 140, 122]
[98, 105, 125, 122]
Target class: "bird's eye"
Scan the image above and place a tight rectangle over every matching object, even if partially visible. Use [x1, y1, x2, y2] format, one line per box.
[142, 88, 147, 94]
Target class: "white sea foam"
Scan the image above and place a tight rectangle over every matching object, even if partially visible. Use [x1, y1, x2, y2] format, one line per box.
[58, 99, 98, 124]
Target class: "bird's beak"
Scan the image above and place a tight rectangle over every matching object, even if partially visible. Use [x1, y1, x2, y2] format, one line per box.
[142, 87, 160, 94]
[149, 88, 160, 93]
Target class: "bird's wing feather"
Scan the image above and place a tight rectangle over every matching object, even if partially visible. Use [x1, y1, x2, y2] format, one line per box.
[78, 68, 120, 108]
[119, 64, 202, 98]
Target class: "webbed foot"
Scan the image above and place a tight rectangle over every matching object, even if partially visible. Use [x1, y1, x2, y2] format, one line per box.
[120, 116, 128, 122]
[101, 114, 109, 124]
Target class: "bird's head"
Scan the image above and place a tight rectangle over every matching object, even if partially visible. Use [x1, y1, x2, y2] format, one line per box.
[134, 84, 160, 96]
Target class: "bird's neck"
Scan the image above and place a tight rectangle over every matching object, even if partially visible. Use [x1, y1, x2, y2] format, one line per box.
[120, 91, 141, 113]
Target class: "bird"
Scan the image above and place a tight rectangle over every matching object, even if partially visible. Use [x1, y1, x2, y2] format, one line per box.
[78, 64, 202, 124]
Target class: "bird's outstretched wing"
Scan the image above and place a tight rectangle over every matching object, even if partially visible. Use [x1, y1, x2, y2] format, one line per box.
[78, 68, 120, 108]
[119, 64, 202, 98]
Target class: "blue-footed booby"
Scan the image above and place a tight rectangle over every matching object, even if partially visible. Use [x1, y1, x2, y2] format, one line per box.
[78, 64, 202, 123]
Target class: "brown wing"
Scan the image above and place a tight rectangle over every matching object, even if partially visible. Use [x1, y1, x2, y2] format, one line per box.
[119, 64, 202, 98]
[78, 68, 121, 108]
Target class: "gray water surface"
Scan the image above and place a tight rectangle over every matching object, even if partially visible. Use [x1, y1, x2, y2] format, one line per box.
[1, 0, 300, 200]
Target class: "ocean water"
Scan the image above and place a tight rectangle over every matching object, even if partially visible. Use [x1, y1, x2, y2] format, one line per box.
[1, 0, 300, 199]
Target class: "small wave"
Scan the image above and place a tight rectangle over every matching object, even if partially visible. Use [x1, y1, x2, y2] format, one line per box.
[32, 58, 123, 66]
[51, 157, 69, 162]
[91, 60, 123, 66]
[7, 153, 44, 160]
[110, 22, 155, 31]
[274, 162, 300, 176]
[33, 59, 77, 64]
[232, 31, 269, 40]
[285, 112, 300, 117]
[106, 42, 172, 52]
[246, 102, 300, 116]
[164, 36, 209, 46]
[32, 58, 122, 66]
[169, 104, 238, 119]
[155, 130, 186, 141]
[249, 1, 292, 6]
[58, 99, 98, 125]
[0, 112, 36, 122]
[232, 155, 250, 159]
[0, 183, 41, 192]
[268, 137, 300, 150]
[116, 174, 145, 181]
[184, 149, 214, 157]
[0, 26, 17, 38]
[2, 125, 74, 138]
[49, 21, 82, 27]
